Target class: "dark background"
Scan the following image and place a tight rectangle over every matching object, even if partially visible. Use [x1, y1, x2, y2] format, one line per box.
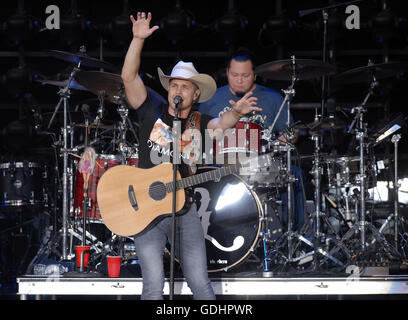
[0, 0, 407, 169]
[0, 0, 407, 295]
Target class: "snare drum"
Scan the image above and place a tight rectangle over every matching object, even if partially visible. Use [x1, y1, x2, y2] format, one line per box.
[194, 167, 263, 272]
[0, 161, 46, 207]
[213, 120, 262, 164]
[73, 154, 122, 220]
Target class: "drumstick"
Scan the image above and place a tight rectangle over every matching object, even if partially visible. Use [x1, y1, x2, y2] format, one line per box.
[68, 152, 103, 168]
[311, 179, 337, 208]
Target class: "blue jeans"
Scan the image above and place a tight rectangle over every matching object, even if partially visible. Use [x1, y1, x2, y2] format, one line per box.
[133, 203, 215, 300]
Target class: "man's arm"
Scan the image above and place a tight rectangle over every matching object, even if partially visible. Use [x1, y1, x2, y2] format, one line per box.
[207, 91, 262, 132]
[121, 12, 159, 110]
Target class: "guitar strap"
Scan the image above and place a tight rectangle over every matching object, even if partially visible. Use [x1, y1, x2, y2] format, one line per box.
[184, 111, 201, 175]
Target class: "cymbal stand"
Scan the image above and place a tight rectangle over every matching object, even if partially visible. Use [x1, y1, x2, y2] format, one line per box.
[330, 77, 400, 260]
[268, 56, 320, 267]
[375, 133, 404, 253]
[47, 47, 86, 260]
[116, 98, 130, 164]
[114, 94, 139, 162]
[307, 131, 346, 270]
[268, 56, 297, 261]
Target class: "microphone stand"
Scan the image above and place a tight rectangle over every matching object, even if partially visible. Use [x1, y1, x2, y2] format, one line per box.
[81, 119, 89, 272]
[169, 98, 181, 300]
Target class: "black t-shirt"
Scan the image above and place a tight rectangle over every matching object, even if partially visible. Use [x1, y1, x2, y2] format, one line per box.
[129, 94, 213, 177]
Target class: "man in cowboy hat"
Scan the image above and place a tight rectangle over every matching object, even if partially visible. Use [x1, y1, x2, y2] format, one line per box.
[121, 12, 261, 300]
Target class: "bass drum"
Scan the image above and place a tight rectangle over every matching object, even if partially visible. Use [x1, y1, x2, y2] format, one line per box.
[194, 166, 262, 272]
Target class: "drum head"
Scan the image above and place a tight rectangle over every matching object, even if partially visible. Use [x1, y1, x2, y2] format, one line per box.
[194, 167, 262, 272]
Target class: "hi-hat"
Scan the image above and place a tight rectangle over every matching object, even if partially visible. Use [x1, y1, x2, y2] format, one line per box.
[47, 50, 118, 72]
[332, 61, 408, 84]
[255, 59, 337, 81]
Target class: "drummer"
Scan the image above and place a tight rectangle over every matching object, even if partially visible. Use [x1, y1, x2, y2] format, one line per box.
[198, 48, 304, 232]
[198, 48, 298, 145]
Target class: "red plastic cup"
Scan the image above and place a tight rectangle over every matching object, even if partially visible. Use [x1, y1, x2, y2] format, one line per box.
[75, 245, 91, 268]
[107, 256, 122, 277]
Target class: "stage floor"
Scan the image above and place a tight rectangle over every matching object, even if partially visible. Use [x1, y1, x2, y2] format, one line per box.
[17, 274, 408, 300]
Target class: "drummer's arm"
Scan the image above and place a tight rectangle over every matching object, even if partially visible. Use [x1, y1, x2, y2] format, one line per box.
[207, 108, 242, 132]
[207, 91, 262, 135]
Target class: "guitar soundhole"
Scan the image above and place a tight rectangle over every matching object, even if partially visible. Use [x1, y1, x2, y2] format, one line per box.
[149, 181, 167, 201]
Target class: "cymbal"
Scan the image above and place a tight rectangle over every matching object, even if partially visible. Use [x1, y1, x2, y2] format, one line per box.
[47, 50, 118, 72]
[255, 59, 337, 81]
[36, 79, 88, 91]
[295, 117, 346, 131]
[72, 122, 114, 130]
[75, 71, 125, 104]
[75, 71, 168, 105]
[332, 61, 408, 84]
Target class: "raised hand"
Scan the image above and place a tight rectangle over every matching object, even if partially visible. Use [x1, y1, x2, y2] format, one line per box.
[130, 12, 159, 40]
[229, 91, 262, 116]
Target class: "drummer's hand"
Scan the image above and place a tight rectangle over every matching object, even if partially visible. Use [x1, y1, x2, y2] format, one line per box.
[230, 91, 262, 116]
[130, 12, 159, 40]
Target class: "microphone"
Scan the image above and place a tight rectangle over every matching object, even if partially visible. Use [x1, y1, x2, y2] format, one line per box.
[173, 96, 183, 105]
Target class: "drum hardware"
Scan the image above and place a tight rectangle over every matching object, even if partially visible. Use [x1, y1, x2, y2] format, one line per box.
[46, 46, 90, 260]
[374, 133, 405, 252]
[329, 76, 401, 261]
[266, 55, 299, 263]
[258, 192, 284, 277]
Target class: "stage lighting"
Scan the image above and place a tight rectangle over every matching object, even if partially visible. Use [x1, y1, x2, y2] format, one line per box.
[60, 14, 85, 46]
[110, 14, 132, 46]
[160, 6, 195, 43]
[369, 9, 398, 43]
[214, 9, 247, 43]
[4, 67, 32, 97]
[2, 13, 32, 45]
[258, 16, 292, 47]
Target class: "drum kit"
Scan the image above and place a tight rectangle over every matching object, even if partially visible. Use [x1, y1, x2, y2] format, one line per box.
[1, 44, 406, 278]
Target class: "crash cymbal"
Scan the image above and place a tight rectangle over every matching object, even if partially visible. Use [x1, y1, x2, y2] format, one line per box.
[35, 79, 88, 91]
[47, 50, 118, 72]
[295, 117, 346, 131]
[75, 71, 125, 104]
[75, 70, 167, 105]
[255, 59, 337, 81]
[332, 61, 408, 84]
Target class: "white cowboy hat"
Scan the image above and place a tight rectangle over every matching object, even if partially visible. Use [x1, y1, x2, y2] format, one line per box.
[157, 61, 217, 103]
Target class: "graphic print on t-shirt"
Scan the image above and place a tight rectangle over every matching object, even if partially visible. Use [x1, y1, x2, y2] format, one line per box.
[149, 118, 173, 146]
[148, 118, 200, 165]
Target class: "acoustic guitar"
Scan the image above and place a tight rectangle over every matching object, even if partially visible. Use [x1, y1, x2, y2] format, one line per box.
[96, 154, 275, 236]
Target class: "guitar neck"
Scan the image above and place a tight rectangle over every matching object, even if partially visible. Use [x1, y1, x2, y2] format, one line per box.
[166, 164, 241, 192]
